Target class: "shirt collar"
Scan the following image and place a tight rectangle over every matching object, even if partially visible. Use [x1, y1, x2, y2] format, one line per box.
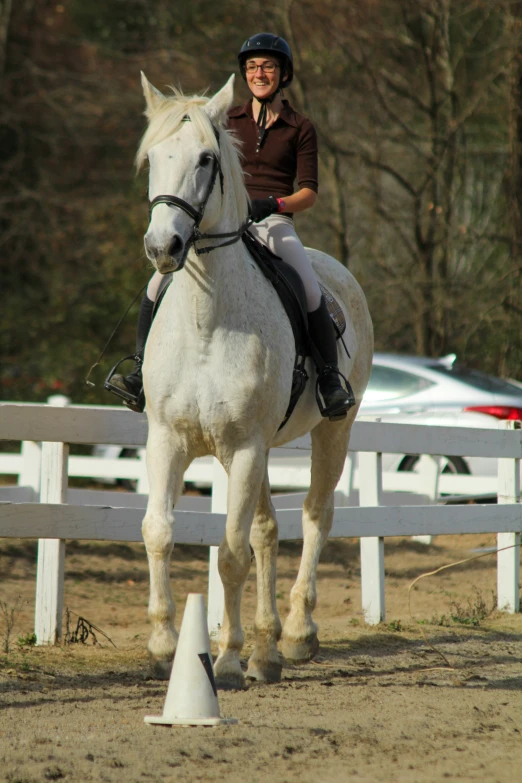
[228, 98, 298, 128]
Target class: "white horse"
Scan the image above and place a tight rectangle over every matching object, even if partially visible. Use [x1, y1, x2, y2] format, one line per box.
[138, 72, 374, 688]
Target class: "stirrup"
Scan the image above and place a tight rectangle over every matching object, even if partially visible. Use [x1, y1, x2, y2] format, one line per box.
[104, 355, 145, 413]
[315, 367, 356, 421]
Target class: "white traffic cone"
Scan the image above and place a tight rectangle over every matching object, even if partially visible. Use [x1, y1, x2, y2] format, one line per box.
[144, 593, 237, 727]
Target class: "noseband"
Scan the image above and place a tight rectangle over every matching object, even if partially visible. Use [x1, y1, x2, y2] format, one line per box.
[148, 122, 250, 262]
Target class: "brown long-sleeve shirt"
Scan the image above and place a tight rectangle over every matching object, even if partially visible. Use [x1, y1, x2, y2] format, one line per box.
[227, 99, 319, 201]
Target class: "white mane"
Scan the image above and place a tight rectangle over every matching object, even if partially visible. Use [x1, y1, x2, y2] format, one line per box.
[136, 89, 249, 224]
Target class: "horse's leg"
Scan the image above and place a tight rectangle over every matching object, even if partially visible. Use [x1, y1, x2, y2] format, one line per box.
[141, 423, 185, 678]
[213, 442, 267, 690]
[281, 414, 354, 663]
[246, 461, 282, 683]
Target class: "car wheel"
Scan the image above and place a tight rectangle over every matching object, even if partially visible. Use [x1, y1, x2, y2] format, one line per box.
[398, 454, 471, 475]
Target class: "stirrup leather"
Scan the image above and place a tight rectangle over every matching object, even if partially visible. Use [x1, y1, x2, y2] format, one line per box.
[315, 367, 356, 421]
[104, 355, 145, 413]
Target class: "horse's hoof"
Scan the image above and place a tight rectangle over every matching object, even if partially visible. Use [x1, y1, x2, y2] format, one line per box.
[214, 671, 247, 691]
[281, 634, 319, 664]
[246, 658, 282, 683]
[148, 655, 173, 680]
[214, 651, 246, 689]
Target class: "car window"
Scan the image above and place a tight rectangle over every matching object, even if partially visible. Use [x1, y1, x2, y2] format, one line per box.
[428, 364, 522, 395]
[365, 365, 435, 401]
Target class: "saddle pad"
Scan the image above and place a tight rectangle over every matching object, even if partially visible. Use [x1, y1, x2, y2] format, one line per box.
[319, 283, 346, 338]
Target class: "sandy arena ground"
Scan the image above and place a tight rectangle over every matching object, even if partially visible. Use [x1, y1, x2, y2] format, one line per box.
[1, 531, 522, 782]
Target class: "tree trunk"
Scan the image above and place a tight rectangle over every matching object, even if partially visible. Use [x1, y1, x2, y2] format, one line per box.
[0, 0, 12, 89]
[502, 1, 522, 376]
[507, 4, 522, 264]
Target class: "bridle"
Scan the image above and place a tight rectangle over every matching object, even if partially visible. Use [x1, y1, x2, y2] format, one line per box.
[148, 121, 251, 265]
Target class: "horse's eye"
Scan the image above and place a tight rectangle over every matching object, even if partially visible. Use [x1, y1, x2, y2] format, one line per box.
[199, 152, 213, 167]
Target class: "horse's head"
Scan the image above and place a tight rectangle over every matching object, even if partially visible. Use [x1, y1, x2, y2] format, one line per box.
[137, 74, 245, 273]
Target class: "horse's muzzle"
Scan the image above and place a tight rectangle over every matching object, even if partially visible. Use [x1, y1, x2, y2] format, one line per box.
[145, 234, 187, 273]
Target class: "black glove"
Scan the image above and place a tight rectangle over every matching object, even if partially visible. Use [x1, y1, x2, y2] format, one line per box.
[249, 196, 279, 223]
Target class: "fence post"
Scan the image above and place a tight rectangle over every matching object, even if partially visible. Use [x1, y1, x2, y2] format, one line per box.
[359, 450, 385, 624]
[411, 455, 441, 545]
[19, 441, 42, 499]
[35, 441, 69, 644]
[497, 421, 521, 613]
[207, 458, 227, 637]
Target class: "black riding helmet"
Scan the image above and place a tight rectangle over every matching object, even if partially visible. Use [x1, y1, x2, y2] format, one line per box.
[238, 33, 294, 89]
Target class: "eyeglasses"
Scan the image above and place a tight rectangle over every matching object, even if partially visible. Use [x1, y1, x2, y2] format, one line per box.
[244, 61, 280, 74]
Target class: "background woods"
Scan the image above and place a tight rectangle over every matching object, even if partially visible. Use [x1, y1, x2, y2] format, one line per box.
[1, 0, 522, 402]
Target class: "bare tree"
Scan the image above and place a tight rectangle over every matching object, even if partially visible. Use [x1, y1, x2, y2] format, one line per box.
[2, 0, 522, 401]
[281, 0, 521, 371]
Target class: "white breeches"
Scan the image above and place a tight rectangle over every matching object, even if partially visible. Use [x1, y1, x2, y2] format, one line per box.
[147, 273, 164, 301]
[248, 215, 322, 312]
[145, 215, 322, 312]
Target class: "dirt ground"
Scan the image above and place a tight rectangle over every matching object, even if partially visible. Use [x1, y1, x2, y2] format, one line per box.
[1, 530, 522, 783]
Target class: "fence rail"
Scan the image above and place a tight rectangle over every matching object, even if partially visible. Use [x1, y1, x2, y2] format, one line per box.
[0, 437, 501, 501]
[0, 403, 520, 645]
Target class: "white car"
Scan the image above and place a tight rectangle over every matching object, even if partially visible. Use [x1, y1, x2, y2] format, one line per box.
[356, 408, 507, 507]
[358, 353, 522, 486]
[361, 353, 522, 420]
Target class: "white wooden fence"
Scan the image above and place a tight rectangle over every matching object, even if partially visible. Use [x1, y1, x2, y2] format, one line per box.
[0, 402, 520, 645]
[0, 397, 502, 502]
[0, 435, 501, 503]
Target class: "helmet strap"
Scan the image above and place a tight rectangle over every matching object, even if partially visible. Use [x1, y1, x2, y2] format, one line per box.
[254, 90, 279, 148]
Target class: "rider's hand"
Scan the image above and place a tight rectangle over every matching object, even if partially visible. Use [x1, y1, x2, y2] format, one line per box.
[249, 196, 279, 223]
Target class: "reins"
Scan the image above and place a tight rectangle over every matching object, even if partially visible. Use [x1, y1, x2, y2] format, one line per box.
[148, 121, 251, 257]
[84, 281, 148, 387]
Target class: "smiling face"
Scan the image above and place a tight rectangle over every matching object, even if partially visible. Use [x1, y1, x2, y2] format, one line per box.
[244, 55, 283, 101]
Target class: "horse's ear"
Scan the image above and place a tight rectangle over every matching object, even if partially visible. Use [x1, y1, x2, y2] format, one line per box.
[205, 75, 235, 125]
[141, 71, 165, 115]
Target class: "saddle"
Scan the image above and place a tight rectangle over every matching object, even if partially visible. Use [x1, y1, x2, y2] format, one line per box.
[154, 231, 347, 430]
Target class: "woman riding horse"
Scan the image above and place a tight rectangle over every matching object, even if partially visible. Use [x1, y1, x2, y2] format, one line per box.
[109, 33, 353, 420]
[118, 62, 373, 686]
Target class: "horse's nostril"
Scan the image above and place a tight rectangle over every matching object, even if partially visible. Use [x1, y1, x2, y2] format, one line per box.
[168, 235, 184, 258]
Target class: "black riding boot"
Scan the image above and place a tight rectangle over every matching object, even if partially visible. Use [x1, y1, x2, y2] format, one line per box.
[108, 293, 154, 412]
[307, 297, 355, 421]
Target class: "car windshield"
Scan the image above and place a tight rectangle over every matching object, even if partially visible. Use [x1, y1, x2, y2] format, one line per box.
[365, 365, 434, 401]
[427, 363, 522, 395]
